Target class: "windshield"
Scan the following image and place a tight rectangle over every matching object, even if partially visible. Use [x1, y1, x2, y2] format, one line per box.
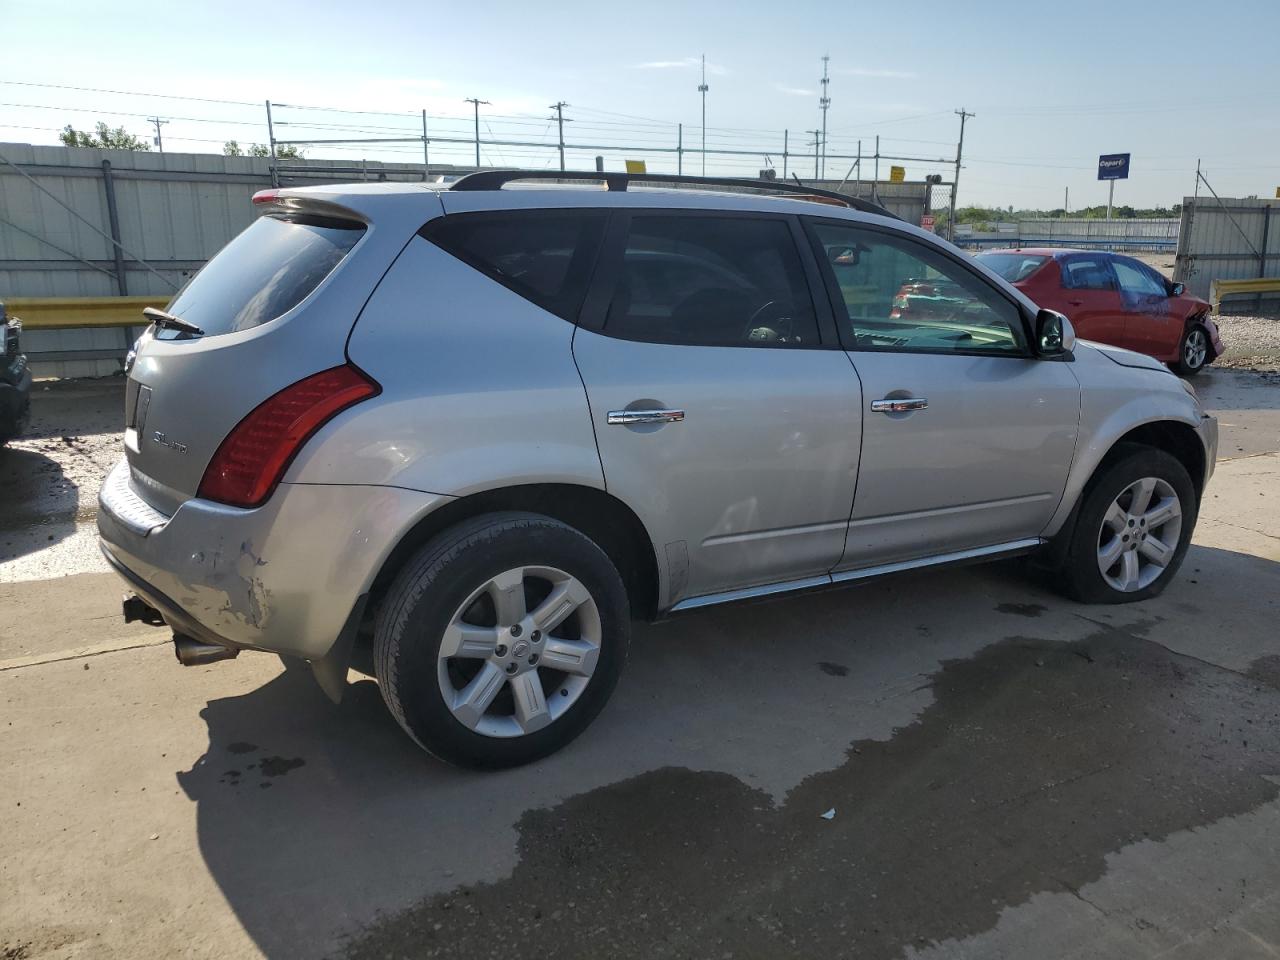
[160, 214, 363, 338]
[975, 252, 1049, 283]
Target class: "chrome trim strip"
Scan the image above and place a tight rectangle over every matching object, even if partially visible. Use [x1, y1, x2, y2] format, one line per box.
[701, 519, 849, 547]
[830, 539, 1044, 584]
[607, 408, 686, 425]
[668, 538, 1043, 613]
[848, 493, 1053, 529]
[670, 574, 832, 612]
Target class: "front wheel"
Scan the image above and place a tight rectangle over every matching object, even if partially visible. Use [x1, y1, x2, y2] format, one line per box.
[374, 512, 630, 768]
[1175, 323, 1211, 375]
[1052, 445, 1197, 604]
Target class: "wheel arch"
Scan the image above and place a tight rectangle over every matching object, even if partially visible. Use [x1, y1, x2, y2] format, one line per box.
[364, 483, 662, 634]
[1039, 417, 1207, 568]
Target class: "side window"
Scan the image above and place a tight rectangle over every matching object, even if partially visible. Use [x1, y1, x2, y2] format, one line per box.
[1061, 257, 1117, 291]
[424, 212, 605, 321]
[604, 216, 820, 347]
[809, 221, 1025, 356]
[1112, 258, 1168, 297]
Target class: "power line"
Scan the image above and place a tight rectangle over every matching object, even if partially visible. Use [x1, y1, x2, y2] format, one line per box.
[0, 79, 257, 106]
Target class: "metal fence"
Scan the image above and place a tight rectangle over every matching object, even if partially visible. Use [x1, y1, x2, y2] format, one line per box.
[1174, 196, 1280, 312]
[955, 218, 1179, 252]
[1, 143, 941, 376]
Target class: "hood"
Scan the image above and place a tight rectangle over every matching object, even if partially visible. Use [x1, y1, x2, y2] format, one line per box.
[1079, 339, 1171, 373]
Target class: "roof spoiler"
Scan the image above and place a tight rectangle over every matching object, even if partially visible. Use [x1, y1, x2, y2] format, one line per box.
[449, 169, 899, 220]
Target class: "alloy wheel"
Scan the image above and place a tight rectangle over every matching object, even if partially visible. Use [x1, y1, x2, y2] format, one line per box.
[437, 566, 601, 738]
[1096, 476, 1183, 592]
[1184, 328, 1208, 370]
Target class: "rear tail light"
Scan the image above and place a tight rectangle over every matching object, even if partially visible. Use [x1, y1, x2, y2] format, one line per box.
[251, 189, 281, 205]
[198, 364, 379, 507]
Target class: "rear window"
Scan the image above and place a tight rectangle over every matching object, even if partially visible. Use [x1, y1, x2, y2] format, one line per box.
[160, 214, 363, 338]
[975, 253, 1048, 283]
[422, 212, 605, 321]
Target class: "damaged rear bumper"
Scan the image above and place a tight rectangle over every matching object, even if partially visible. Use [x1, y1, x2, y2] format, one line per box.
[97, 458, 450, 693]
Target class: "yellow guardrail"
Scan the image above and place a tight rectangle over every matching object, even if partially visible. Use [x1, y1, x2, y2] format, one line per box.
[5, 296, 168, 330]
[1209, 278, 1280, 313]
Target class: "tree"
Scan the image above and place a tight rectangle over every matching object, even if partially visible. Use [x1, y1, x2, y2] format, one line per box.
[60, 122, 151, 151]
[223, 140, 304, 159]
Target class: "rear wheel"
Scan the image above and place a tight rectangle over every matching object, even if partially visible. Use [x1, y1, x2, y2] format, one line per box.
[1175, 323, 1211, 375]
[1052, 445, 1196, 604]
[374, 512, 629, 768]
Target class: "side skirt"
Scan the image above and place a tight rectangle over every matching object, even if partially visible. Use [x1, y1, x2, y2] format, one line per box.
[667, 538, 1044, 614]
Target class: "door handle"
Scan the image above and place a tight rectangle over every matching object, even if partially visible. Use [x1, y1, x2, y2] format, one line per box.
[871, 397, 928, 414]
[1068, 299, 1084, 306]
[607, 408, 686, 425]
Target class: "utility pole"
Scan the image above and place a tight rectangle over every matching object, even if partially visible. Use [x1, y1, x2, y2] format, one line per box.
[264, 100, 278, 187]
[698, 55, 710, 176]
[950, 108, 975, 241]
[819, 55, 831, 180]
[464, 97, 490, 170]
[808, 130, 821, 180]
[549, 101, 569, 171]
[147, 117, 168, 153]
[1065, 186, 1069, 213]
[422, 109, 430, 180]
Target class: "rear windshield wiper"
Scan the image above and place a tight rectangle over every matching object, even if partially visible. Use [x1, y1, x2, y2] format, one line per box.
[143, 307, 205, 337]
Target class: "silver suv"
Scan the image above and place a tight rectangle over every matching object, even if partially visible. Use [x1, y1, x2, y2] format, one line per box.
[98, 171, 1217, 768]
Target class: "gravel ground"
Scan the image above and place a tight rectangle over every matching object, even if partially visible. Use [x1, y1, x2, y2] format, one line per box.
[1212, 314, 1280, 370]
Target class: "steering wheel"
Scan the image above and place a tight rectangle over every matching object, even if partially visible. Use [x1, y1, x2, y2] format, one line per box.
[743, 300, 795, 343]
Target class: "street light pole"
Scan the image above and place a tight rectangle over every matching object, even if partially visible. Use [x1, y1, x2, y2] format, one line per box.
[464, 97, 490, 169]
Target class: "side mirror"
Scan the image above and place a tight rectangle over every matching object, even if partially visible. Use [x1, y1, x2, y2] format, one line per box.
[1035, 308, 1075, 358]
[828, 243, 865, 267]
[1170, 281, 1185, 297]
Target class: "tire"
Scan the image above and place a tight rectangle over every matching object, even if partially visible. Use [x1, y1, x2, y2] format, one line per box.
[373, 512, 630, 769]
[1175, 323, 1211, 376]
[1052, 444, 1197, 604]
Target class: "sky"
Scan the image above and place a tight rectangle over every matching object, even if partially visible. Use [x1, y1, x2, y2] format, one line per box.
[2, 0, 1278, 210]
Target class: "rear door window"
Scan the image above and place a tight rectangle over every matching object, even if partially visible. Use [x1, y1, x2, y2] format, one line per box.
[424, 212, 605, 321]
[1061, 256, 1117, 291]
[162, 214, 363, 338]
[602, 215, 820, 347]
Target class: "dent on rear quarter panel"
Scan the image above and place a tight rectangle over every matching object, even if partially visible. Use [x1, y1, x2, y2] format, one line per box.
[285, 235, 606, 496]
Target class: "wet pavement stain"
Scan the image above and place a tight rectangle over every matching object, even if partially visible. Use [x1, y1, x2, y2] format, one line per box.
[227, 742, 259, 755]
[994, 602, 1048, 618]
[258, 756, 305, 778]
[817, 661, 849, 677]
[338, 629, 1280, 960]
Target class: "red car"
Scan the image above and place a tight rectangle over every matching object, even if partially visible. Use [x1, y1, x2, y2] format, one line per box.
[975, 249, 1224, 375]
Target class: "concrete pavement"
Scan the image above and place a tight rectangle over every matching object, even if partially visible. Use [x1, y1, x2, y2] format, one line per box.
[2, 369, 1278, 959]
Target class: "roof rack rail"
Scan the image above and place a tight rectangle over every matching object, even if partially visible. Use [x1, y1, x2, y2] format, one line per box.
[449, 169, 899, 220]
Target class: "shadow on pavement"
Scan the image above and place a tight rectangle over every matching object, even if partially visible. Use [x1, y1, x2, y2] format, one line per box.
[0, 446, 74, 560]
[177, 547, 1280, 960]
